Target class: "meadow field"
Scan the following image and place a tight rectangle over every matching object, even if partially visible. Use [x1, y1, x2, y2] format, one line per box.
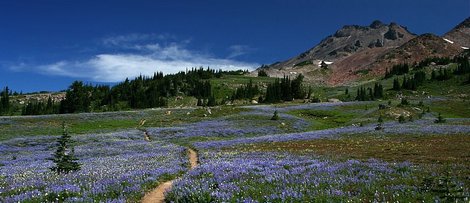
[1, 93, 469, 202]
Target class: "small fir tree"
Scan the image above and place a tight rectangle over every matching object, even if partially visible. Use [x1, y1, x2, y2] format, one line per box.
[271, 110, 280, 120]
[50, 122, 81, 174]
[375, 115, 384, 130]
[398, 115, 406, 123]
[400, 98, 409, 106]
[378, 115, 384, 123]
[434, 113, 446, 123]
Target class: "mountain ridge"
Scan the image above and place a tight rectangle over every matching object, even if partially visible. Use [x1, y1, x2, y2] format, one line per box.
[255, 18, 469, 86]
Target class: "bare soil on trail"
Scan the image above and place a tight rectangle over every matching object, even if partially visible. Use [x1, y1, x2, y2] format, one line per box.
[141, 149, 198, 203]
[188, 149, 198, 169]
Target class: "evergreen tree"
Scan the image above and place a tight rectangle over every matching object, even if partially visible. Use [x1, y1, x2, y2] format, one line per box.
[0, 86, 10, 114]
[393, 78, 401, 90]
[378, 115, 384, 123]
[384, 63, 409, 78]
[197, 98, 203, 106]
[291, 74, 305, 99]
[271, 110, 280, 120]
[207, 95, 217, 107]
[400, 98, 409, 106]
[454, 57, 470, 75]
[50, 122, 81, 174]
[434, 113, 446, 123]
[377, 83, 384, 98]
[257, 69, 268, 77]
[398, 115, 406, 123]
[375, 115, 384, 130]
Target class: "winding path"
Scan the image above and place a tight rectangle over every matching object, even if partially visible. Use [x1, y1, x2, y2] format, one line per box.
[141, 149, 198, 203]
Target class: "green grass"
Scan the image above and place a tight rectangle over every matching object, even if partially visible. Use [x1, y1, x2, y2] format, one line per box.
[428, 100, 470, 118]
[287, 109, 357, 130]
[210, 75, 276, 100]
[0, 106, 246, 141]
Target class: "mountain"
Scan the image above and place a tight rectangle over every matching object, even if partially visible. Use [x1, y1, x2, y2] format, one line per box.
[255, 20, 415, 84]
[256, 18, 468, 86]
[444, 17, 470, 49]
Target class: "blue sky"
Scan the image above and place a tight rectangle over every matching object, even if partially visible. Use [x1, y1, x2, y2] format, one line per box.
[0, 0, 469, 92]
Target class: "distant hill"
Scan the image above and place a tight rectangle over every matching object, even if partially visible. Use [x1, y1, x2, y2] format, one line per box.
[255, 18, 469, 86]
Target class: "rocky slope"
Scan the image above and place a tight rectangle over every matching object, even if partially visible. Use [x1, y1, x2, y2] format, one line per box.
[444, 17, 470, 49]
[330, 33, 463, 85]
[255, 20, 416, 84]
[256, 18, 469, 86]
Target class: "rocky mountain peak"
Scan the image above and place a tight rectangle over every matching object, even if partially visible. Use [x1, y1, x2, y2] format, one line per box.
[369, 20, 386, 29]
[256, 19, 467, 86]
[444, 17, 470, 48]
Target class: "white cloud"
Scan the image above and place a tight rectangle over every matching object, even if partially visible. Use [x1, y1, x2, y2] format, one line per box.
[27, 42, 258, 82]
[227, 45, 254, 59]
[11, 34, 258, 82]
[102, 33, 175, 47]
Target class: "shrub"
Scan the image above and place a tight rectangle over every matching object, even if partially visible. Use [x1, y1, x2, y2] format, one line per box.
[378, 115, 384, 123]
[400, 98, 409, 106]
[258, 70, 268, 77]
[271, 111, 280, 120]
[375, 123, 383, 130]
[398, 115, 406, 123]
[434, 113, 446, 123]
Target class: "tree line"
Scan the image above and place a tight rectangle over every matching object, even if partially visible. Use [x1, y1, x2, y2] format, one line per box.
[17, 68, 246, 115]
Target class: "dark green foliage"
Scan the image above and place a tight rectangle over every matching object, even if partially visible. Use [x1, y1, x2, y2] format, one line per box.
[400, 72, 425, 91]
[271, 110, 280, 120]
[264, 78, 282, 103]
[0, 86, 10, 114]
[307, 86, 313, 99]
[291, 74, 305, 99]
[373, 83, 384, 98]
[415, 57, 451, 69]
[398, 115, 406, 123]
[207, 95, 217, 107]
[355, 83, 383, 101]
[263, 74, 306, 103]
[431, 68, 453, 81]
[60, 81, 92, 113]
[57, 67, 234, 114]
[434, 113, 446, 123]
[355, 87, 367, 101]
[310, 97, 321, 103]
[453, 56, 470, 75]
[378, 115, 384, 123]
[50, 123, 81, 174]
[231, 80, 260, 101]
[392, 77, 401, 90]
[197, 98, 203, 106]
[257, 69, 268, 77]
[22, 97, 59, 115]
[384, 63, 409, 78]
[400, 98, 409, 106]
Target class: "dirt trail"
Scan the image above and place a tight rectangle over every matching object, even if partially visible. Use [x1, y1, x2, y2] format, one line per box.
[141, 148, 198, 203]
